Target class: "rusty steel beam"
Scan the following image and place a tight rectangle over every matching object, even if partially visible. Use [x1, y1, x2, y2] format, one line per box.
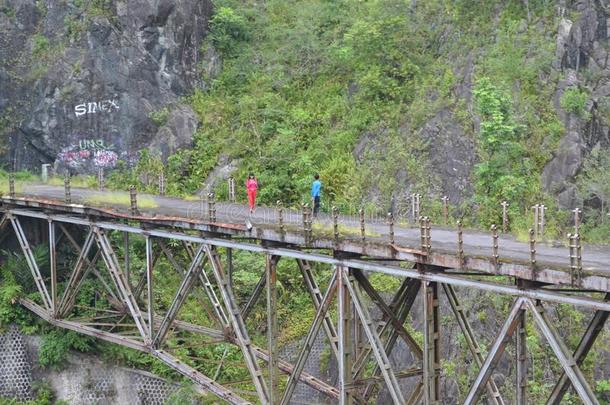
[406, 382, 424, 405]
[7, 206, 609, 295]
[353, 276, 412, 378]
[344, 267, 405, 404]
[423, 280, 441, 404]
[362, 278, 421, 400]
[152, 349, 251, 405]
[21, 299, 249, 404]
[8, 214, 52, 311]
[547, 293, 610, 404]
[241, 270, 266, 320]
[297, 259, 340, 359]
[8, 208, 610, 298]
[352, 269, 422, 360]
[57, 229, 96, 317]
[248, 345, 339, 400]
[157, 239, 219, 324]
[154, 244, 207, 347]
[442, 283, 505, 405]
[280, 270, 338, 405]
[48, 220, 57, 316]
[526, 299, 600, 405]
[516, 309, 527, 405]
[204, 245, 270, 404]
[337, 266, 354, 405]
[146, 236, 154, 339]
[464, 297, 526, 404]
[94, 229, 150, 344]
[21, 297, 146, 351]
[58, 223, 120, 304]
[266, 254, 280, 404]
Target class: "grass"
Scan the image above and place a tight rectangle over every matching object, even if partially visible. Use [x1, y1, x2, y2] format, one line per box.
[84, 192, 159, 209]
[312, 221, 381, 238]
[48, 175, 96, 188]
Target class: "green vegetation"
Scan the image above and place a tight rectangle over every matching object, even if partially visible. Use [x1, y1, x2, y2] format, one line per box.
[561, 87, 590, 118]
[97, 0, 590, 240]
[84, 192, 159, 209]
[577, 145, 610, 242]
[149, 107, 171, 127]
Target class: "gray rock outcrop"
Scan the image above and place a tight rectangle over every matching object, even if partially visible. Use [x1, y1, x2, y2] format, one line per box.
[542, 0, 610, 208]
[0, 0, 213, 172]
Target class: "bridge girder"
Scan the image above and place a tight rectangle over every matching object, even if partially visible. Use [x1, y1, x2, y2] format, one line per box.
[1, 208, 608, 404]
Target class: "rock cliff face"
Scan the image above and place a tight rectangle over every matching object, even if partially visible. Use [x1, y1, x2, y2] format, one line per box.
[542, 0, 610, 208]
[0, 0, 213, 172]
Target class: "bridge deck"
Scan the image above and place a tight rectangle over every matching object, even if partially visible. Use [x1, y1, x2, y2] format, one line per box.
[2, 184, 609, 292]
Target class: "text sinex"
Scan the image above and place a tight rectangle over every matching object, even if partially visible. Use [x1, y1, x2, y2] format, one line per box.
[74, 100, 119, 117]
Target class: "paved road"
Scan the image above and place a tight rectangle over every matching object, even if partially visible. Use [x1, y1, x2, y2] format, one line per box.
[10, 184, 610, 276]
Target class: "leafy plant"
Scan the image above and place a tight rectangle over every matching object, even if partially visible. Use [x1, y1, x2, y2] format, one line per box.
[38, 329, 94, 369]
[560, 87, 589, 118]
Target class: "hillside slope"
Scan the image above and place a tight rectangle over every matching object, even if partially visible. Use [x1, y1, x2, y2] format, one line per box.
[1, 0, 609, 236]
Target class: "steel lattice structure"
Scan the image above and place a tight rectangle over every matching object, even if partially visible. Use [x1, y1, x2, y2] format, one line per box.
[0, 193, 609, 405]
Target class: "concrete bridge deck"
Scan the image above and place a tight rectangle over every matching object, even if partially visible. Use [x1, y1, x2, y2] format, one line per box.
[3, 183, 609, 292]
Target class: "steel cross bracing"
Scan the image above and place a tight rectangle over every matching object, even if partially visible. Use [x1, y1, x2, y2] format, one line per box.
[1, 205, 610, 404]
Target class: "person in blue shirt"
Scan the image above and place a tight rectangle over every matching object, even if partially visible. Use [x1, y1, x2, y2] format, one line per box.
[311, 174, 321, 218]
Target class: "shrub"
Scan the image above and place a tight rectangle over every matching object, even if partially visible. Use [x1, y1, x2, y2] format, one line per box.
[560, 88, 589, 117]
[209, 7, 249, 55]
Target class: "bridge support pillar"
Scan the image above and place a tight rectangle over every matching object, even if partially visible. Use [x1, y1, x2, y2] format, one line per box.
[516, 308, 527, 405]
[423, 280, 440, 405]
[337, 266, 354, 405]
[266, 254, 280, 404]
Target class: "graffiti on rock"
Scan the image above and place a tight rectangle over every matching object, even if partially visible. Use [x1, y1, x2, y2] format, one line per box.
[74, 100, 120, 117]
[58, 138, 118, 169]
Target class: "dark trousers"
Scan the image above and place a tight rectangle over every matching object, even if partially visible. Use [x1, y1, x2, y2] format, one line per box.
[313, 196, 320, 216]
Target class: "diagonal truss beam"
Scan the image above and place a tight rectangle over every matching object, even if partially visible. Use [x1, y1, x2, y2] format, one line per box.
[297, 259, 340, 359]
[353, 276, 412, 376]
[525, 299, 600, 405]
[352, 269, 422, 360]
[280, 270, 338, 404]
[8, 214, 52, 311]
[204, 245, 270, 404]
[161, 241, 229, 327]
[464, 297, 526, 404]
[94, 228, 150, 343]
[547, 293, 610, 404]
[157, 239, 219, 323]
[442, 283, 505, 405]
[241, 270, 266, 320]
[57, 229, 96, 317]
[19, 297, 250, 405]
[343, 267, 405, 404]
[154, 244, 208, 347]
[58, 223, 119, 305]
[362, 278, 421, 400]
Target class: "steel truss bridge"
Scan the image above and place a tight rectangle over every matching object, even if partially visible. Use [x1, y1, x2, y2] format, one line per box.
[1, 185, 609, 404]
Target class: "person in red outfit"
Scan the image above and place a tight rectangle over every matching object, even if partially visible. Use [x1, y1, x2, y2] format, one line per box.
[246, 173, 258, 214]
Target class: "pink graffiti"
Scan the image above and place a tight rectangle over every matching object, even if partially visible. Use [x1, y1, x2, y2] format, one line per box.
[93, 149, 118, 168]
[58, 142, 118, 168]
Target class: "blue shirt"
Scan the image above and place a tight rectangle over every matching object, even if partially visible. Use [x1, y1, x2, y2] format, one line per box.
[311, 180, 321, 198]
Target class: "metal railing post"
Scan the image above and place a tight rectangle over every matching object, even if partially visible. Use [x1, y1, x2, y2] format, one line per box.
[442, 196, 449, 225]
[129, 185, 138, 215]
[9, 171, 15, 198]
[64, 171, 71, 204]
[501, 201, 509, 233]
[98, 167, 105, 191]
[387, 212, 394, 245]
